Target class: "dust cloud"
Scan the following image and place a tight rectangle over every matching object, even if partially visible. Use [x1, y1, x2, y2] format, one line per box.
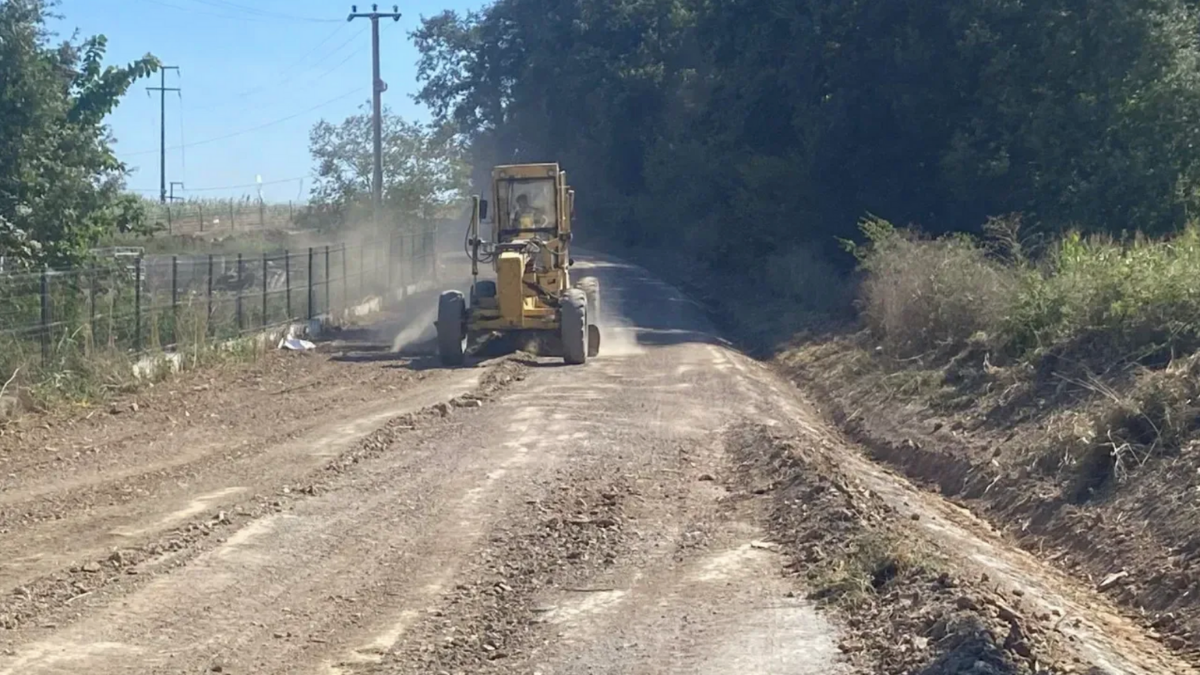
[391, 304, 438, 354]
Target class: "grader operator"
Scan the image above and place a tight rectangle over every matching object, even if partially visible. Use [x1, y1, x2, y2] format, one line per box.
[435, 163, 600, 366]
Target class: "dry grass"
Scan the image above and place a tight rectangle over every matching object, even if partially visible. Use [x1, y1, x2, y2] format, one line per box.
[809, 531, 939, 609]
[851, 218, 1018, 358]
[854, 220, 1200, 370]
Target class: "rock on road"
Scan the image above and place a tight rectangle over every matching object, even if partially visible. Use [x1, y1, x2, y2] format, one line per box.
[0, 255, 1178, 675]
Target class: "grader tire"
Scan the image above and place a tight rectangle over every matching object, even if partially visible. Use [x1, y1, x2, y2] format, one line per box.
[576, 276, 601, 323]
[561, 289, 588, 365]
[437, 290, 467, 366]
[472, 280, 497, 305]
[576, 276, 601, 358]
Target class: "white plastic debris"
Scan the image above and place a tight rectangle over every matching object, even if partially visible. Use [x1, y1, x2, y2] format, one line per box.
[278, 337, 316, 351]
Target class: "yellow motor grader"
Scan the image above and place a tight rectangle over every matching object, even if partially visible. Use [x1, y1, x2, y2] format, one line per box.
[436, 163, 600, 365]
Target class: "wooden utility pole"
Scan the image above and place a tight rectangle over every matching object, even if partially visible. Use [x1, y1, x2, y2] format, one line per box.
[348, 5, 401, 225]
[147, 66, 181, 204]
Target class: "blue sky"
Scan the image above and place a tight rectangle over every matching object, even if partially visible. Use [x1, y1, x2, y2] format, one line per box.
[53, 0, 483, 202]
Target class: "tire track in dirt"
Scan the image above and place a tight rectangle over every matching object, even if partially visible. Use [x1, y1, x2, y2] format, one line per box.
[0, 253, 1185, 675]
[0, 356, 526, 639]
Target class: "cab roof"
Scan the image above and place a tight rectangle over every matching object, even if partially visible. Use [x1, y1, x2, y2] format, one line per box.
[493, 163, 560, 180]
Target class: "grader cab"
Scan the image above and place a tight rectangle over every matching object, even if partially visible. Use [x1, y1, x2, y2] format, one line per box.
[435, 163, 600, 365]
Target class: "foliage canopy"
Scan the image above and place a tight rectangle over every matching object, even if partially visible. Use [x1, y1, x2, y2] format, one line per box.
[0, 0, 159, 267]
[412, 0, 1200, 266]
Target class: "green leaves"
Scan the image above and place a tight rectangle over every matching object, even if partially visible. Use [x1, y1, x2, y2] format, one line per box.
[411, 0, 1200, 266]
[305, 105, 469, 228]
[0, 0, 158, 268]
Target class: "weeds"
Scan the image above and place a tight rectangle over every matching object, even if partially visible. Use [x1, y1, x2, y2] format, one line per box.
[846, 219, 1200, 494]
[852, 219, 1200, 372]
[810, 531, 937, 608]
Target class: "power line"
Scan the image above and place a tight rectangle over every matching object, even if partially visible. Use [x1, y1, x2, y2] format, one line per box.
[187, 0, 341, 23]
[122, 86, 368, 157]
[188, 176, 306, 192]
[311, 44, 367, 83]
[187, 25, 365, 112]
[132, 176, 307, 193]
[134, 0, 289, 23]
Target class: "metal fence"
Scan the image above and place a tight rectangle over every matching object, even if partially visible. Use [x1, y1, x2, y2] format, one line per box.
[146, 199, 305, 236]
[0, 224, 438, 373]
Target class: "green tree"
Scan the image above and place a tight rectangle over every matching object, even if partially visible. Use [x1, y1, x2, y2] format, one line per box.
[413, 0, 1200, 268]
[305, 104, 470, 228]
[0, 0, 159, 268]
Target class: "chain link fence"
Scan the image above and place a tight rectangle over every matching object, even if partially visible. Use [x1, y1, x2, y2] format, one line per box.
[0, 224, 439, 379]
[146, 199, 303, 236]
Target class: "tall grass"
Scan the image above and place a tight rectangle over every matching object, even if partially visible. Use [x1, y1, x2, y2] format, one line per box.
[852, 219, 1200, 370]
[850, 218, 1016, 358]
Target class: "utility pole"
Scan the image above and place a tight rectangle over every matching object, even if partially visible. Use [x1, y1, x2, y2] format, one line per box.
[147, 66, 181, 204]
[348, 5, 401, 224]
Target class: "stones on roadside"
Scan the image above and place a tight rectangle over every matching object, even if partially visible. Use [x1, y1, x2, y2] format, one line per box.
[727, 422, 1078, 675]
[450, 394, 484, 409]
[1097, 570, 1129, 592]
[1165, 635, 1188, 650]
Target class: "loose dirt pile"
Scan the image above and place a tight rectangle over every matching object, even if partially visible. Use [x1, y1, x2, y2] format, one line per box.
[728, 422, 1085, 675]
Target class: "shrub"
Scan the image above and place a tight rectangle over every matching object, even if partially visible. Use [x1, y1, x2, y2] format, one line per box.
[850, 218, 1017, 358]
[1004, 227, 1200, 367]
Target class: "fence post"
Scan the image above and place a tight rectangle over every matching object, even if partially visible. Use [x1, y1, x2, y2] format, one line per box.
[259, 199, 265, 229]
[235, 253, 243, 332]
[261, 252, 268, 328]
[171, 255, 179, 345]
[402, 232, 410, 299]
[229, 201, 235, 230]
[134, 255, 143, 352]
[341, 244, 348, 312]
[288, 201, 294, 225]
[88, 263, 97, 339]
[206, 254, 214, 337]
[324, 245, 331, 317]
[199, 205, 204, 233]
[307, 247, 314, 321]
[386, 233, 393, 297]
[40, 267, 49, 363]
[285, 250, 292, 321]
[166, 206, 172, 235]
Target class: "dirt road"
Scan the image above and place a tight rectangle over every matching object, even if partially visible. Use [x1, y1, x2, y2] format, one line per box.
[0, 257, 1189, 674]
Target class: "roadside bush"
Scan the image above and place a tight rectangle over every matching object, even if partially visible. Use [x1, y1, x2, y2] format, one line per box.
[852, 219, 1200, 372]
[850, 218, 1017, 358]
[1004, 228, 1200, 367]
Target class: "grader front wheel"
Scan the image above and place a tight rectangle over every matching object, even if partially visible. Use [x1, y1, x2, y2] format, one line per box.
[436, 290, 467, 366]
[576, 276, 601, 357]
[561, 289, 589, 365]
